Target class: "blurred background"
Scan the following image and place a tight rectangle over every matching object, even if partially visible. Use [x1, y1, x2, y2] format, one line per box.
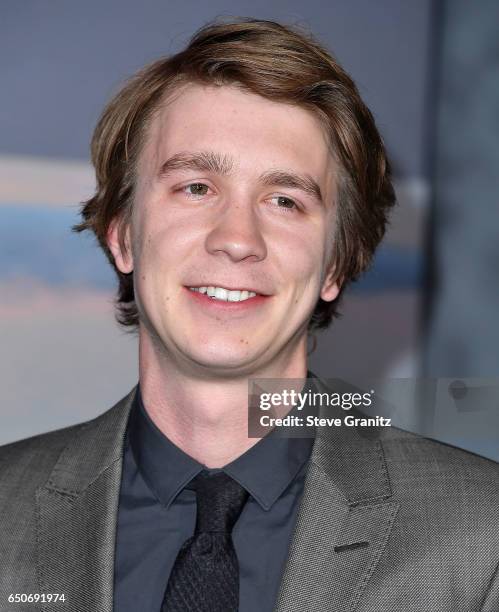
[1, 0, 498, 459]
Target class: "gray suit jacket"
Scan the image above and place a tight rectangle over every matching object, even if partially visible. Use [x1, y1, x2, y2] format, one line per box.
[1, 378, 499, 612]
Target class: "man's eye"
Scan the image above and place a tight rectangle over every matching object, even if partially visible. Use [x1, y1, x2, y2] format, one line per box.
[270, 196, 297, 211]
[183, 183, 210, 196]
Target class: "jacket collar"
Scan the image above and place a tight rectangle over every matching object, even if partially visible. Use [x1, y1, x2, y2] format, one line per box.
[40, 373, 391, 506]
[309, 374, 393, 505]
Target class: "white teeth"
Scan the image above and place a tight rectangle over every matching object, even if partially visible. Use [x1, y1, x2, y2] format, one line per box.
[215, 287, 226, 300]
[188, 286, 258, 302]
[228, 290, 247, 302]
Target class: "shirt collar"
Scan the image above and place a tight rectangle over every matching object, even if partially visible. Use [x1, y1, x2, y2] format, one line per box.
[129, 371, 318, 511]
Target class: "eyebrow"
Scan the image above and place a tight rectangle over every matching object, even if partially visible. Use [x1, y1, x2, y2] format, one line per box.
[259, 170, 323, 203]
[158, 150, 324, 204]
[158, 151, 234, 177]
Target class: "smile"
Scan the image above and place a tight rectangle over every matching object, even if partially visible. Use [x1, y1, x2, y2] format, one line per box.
[188, 286, 258, 302]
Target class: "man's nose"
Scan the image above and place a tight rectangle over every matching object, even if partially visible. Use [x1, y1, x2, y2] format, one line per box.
[204, 199, 267, 262]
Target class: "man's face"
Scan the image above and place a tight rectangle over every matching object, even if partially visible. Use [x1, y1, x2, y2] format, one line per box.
[109, 83, 339, 376]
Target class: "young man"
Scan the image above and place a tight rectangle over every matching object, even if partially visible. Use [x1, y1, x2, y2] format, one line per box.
[1, 18, 498, 612]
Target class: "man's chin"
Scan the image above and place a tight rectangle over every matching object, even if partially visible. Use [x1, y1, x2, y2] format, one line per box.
[181, 346, 267, 378]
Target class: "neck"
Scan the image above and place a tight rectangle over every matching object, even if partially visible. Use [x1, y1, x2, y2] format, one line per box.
[138, 329, 309, 468]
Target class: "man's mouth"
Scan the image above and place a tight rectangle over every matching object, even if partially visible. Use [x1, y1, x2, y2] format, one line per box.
[187, 286, 259, 303]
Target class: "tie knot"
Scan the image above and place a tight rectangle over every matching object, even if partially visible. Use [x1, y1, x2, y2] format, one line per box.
[192, 470, 248, 534]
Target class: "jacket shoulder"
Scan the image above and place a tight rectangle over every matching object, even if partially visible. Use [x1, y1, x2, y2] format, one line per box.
[0, 420, 91, 499]
[381, 425, 499, 494]
[0, 387, 136, 503]
[0, 390, 135, 598]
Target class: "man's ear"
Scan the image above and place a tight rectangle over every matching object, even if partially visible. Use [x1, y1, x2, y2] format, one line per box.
[107, 218, 133, 274]
[320, 265, 341, 302]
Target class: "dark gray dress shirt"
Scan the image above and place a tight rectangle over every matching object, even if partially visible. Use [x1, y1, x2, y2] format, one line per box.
[113, 376, 317, 611]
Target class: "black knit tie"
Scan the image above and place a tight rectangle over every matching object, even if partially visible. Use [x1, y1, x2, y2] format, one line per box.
[161, 470, 249, 612]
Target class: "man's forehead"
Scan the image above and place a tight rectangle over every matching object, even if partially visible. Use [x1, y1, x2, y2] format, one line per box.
[140, 83, 337, 183]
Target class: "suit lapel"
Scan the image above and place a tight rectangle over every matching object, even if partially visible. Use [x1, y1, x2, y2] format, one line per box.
[275, 376, 400, 612]
[35, 388, 136, 612]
